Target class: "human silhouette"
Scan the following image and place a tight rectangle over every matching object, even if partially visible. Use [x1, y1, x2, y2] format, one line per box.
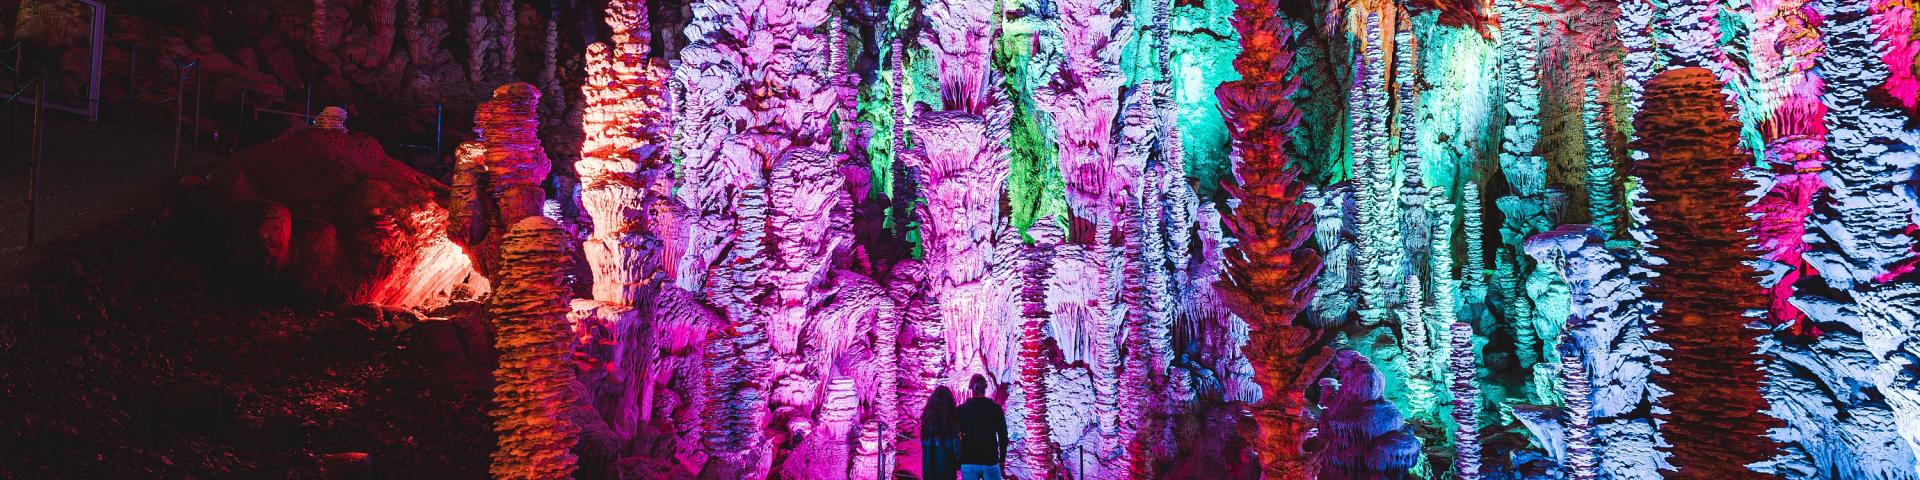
[920, 386, 961, 480]
[956, 374, 1008, 480]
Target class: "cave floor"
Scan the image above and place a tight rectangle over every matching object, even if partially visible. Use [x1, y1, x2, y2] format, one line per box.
[0, 204, 496, 478]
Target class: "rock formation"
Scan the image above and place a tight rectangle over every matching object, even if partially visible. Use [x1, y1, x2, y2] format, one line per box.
[1313, 350, 1421, 479]
[1214, 6, 1328, 478]
[487, 217, 582, 480]
[1631, 67, 1780, 477]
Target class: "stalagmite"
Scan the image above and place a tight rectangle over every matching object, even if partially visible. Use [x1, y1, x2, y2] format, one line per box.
[1525, 225, 1612, 480]
[1463, 181, 1487, 291]
[573, 0, 677, 454]
[314, 106, 349, 131]
[1583, 82, 1623, 239]
[1313, 350, 1421, 479]
[488, 217, 582, 480]
[1352, 13, 1399, 330]
[1398, 274, 1433, 420]
[1632, 67, 1779, 477]
[1767, 1, 1920, 477]
[1448, 321, 1481, 480]
[1215, 7, 1327, 478]
[478, 83, 551, 229]
[1019, 219, 1061, 475]
[1425, 185, 1459, 429]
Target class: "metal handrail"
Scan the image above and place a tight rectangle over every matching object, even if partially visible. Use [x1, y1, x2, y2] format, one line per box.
[9, 74, 49, 245]
[8, 38, 451, 247]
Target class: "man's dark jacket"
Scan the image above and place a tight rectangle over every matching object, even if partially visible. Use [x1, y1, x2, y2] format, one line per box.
[957, 396, 1008, 466]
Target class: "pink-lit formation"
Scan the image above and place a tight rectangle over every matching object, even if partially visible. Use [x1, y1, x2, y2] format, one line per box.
[138, 0, 1920, 477]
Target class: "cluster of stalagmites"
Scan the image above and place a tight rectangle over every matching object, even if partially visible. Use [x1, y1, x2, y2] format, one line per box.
[274, 0, 1920, 478]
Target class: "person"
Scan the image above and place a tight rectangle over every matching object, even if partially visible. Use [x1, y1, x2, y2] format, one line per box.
[921, 386, 962, 480]
[956, 374, 1008, 480]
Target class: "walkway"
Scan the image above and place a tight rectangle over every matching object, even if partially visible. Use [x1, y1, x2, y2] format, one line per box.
[0, 108, 222, 279]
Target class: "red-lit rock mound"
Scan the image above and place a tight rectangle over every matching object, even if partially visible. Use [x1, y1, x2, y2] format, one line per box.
[207, 127, 488, 309]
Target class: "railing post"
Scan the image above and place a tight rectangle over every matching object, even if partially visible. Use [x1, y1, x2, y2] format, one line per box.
[172, 62, 187, 176]
[304, 80, 313, 123]
[433, 103, 443, 160]
[127, 45, 137, 95]
[27, 77, 45, 245]
[193, 65, 203, 147]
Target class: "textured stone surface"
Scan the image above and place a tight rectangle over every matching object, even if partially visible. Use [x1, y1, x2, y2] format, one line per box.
[488, 217, 582, 480]
[1214, 8, 1327, 479]
[1631, 67, 1780, 478]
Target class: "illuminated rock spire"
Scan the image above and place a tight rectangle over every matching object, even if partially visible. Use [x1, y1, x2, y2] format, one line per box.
[488, 217, 582, 480]
[1215, 5, 1327, 477]
[1448, 321, 1482, 480]
[1633, 67, 1780, 477]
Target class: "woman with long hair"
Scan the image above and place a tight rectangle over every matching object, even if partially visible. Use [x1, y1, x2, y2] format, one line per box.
[921, 386, 962, 480]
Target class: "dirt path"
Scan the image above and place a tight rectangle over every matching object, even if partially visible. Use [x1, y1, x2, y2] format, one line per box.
[0, 109, 222, 279]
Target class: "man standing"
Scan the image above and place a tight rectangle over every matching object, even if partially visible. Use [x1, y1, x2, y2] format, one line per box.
[956, 374, 1009, 480]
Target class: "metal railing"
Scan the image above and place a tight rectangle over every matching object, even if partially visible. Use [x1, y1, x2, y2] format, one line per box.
[3, 69, 49, 244]
[7, 38, 447, 248]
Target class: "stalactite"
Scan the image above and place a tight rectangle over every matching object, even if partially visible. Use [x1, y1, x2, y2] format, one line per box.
[488, 217, 582, 480]
[467, 0, 488, 82]
[1216, 7, 1327, 478]
[1448, 321, 1481, 480]
[1746, 0, 1826, 337]
[1632, 67, 1780, 477]
[1617, 0, 1657, 138]
[1655, 0, 1732, 77]
[312, 0, 333, 50]
[905, 104, 1014, 379]
[1492, 0, 1551, 379]
[1035, 0, 1133, 241]
[540, 12, 559, 103]
[921, 0, 997, 113]
[370, 0, 399, 66]
[1870, 0, 1918, 113]
[911, 0, 1014, 384]
[1307, 184, 1358, 329]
